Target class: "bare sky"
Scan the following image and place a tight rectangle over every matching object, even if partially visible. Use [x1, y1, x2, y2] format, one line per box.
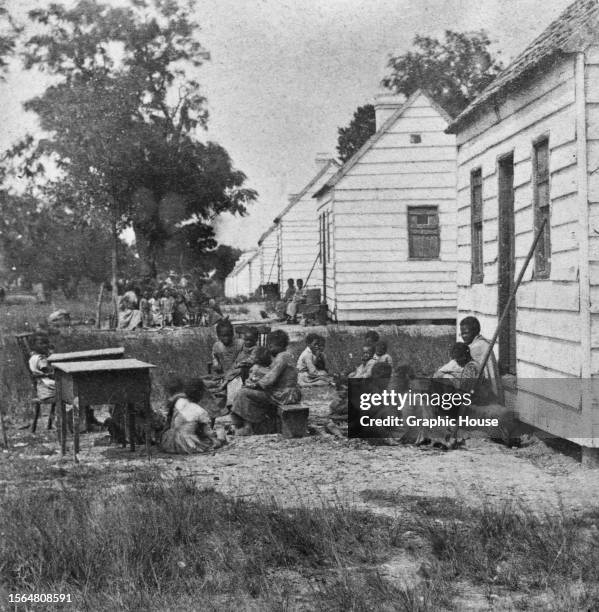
[1, 0, 574, 249]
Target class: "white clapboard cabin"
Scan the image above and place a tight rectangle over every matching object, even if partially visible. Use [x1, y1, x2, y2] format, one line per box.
[275, 155, 339, 292]
[446, 0, 599, 459]
[224, 250, 259, 298]
[313, 90, 457, 322]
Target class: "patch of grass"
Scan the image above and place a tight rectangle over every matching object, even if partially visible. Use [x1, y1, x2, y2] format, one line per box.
[320, 327, 452, 379]
[361, 490, 599, 610]
[0, 476, 414, 610]
[0, 297, 453, 419]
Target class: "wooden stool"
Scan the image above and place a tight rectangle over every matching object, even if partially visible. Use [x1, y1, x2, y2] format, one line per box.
[277, 405, 309, 438]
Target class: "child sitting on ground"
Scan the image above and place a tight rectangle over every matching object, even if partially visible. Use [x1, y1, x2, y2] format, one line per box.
[297, 333, 331, 386]
[231, 327, 260, 383]
[348, 344, 377, 378]
[247, 346, 272, 385]
[373, 340, 393, 367]
[160, 376, 226, 454]
[433, 342, 479, 391]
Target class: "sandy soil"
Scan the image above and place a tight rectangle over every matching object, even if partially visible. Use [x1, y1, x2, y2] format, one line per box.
[3, 386, 598, 518]
[3, 385, 598, 610]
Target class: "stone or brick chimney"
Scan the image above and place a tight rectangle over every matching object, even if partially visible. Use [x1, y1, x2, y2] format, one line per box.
[315, 152, 333, 169]
[374, 92, 405, 131]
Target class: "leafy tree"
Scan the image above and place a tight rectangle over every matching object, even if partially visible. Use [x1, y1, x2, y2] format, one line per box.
[382, 30, 503, 118]
[0, 1, 17, 77]
[0, 191, 135, 297]
[336, 104, 376, 163]
[203, 244, 242, 282]
[336, 31, 502, 164]
[16, 0, 256, 293]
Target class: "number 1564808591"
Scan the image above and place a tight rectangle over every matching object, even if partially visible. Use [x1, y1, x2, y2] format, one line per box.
[9, 594, 72, 603]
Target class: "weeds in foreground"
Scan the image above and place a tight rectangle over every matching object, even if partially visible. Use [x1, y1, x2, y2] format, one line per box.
[2, 478, 599, 610]
[362, 489, 599, 610]
[0, 478, 415, 610]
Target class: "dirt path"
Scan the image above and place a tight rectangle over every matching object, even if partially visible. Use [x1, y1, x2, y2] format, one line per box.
[3, 388, 599, 519]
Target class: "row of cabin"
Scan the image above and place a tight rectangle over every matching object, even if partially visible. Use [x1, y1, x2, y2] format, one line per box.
[225, 0, 599, 451]
[228, 89, 459, 324]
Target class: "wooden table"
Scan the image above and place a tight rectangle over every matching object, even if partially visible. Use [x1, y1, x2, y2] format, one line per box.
[52, 359, 156, 460]
[48, 347, 125, 363]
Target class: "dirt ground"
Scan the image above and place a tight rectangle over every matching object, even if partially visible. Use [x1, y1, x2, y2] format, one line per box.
[3, 385, 599, 518]
[3, 385, 599, 610]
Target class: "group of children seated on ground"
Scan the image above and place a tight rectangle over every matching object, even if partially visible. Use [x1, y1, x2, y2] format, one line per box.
[117, 279, 223, 330]
[26, 315, 497, 454]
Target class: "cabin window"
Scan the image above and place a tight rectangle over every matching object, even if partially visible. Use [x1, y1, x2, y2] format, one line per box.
[408, 206, 440, 259]
[470, 168, 484, 284]
[410, 134, 422, 144]
[533, 138, 551, 278]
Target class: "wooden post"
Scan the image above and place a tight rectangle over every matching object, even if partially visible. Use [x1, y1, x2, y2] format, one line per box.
[145, 398, 151, 460]
[0, 403, 9, 450]
[303, 251, 321, 289]
[475, 219, 547, 389]
[72, 399, 80, 462]
[127, 403, 136, 452]
[95, 282, 104, 330]
[57, 376, 67, 456]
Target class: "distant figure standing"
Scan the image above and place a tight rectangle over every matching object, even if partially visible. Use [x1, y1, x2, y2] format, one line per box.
[286, 278, 304, 324]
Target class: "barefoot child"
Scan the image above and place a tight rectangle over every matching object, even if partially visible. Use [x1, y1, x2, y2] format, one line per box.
[297, 333, 331, 386]
[160, 376, 226, 454]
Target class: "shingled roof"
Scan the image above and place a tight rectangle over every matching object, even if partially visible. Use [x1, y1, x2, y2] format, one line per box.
[447, 0, 599, 133]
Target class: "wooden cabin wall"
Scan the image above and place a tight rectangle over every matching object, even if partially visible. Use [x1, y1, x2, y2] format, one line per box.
[279, 198, 323, 289]
[456, 57, 580, 379]
[331, 93, 457, 321]
[317, 192, 337, 318]
[585, 46, 599, 375]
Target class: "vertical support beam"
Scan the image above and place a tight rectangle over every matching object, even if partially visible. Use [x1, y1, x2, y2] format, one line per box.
[575, 51, 595, 451]
[57, 374, 66, 456]
[127, 402, 136, 452]
[576, 51, 592, 380]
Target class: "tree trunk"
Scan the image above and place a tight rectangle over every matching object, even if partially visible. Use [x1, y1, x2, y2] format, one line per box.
[111, 218, 119, 329]
[133, 224, 158, 279]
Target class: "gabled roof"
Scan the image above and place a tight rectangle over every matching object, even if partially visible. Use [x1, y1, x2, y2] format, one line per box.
[273, 158, 339, 223]
[229, 249, 259, 276]
[257, 220, 278, 246]
[313, 89, 452, 199]
[447, 0, 599, 133]
[257, 157, 339, 245]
